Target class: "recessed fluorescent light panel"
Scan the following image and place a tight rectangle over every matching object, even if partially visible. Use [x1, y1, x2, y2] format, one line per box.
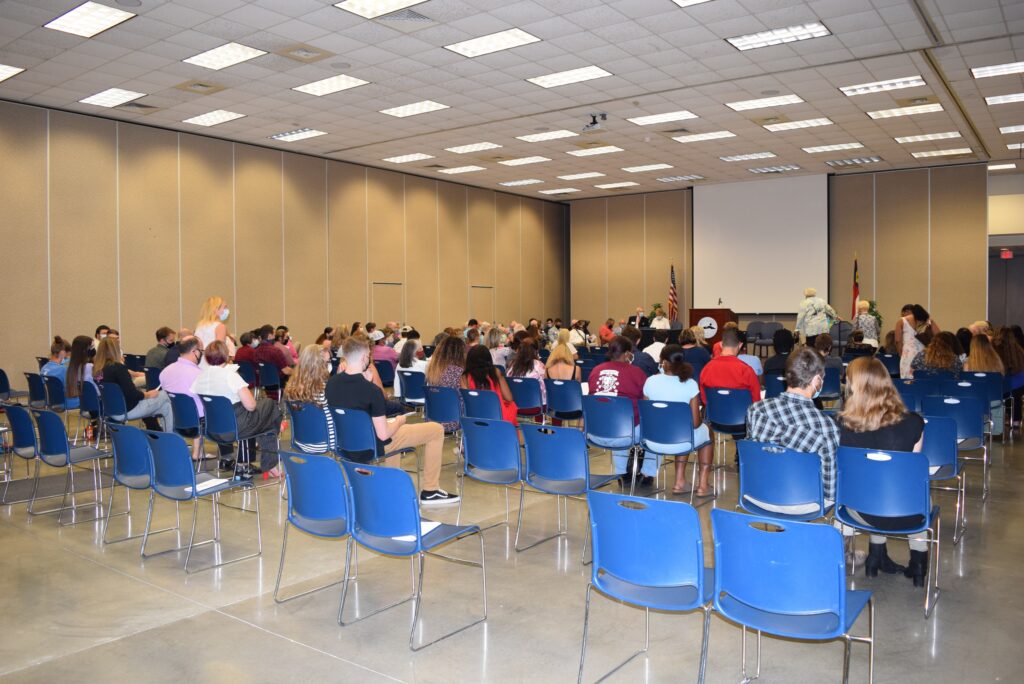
[382, 153, 434, 163]
[999, 125, 1024, 135]
[527, 65, 611, 88]
[764, 117, 833, 132]
[894, 131, 961, 143]
[293, 74, 368, 96]
[498, 156, 550, 166]
[726, 94, 803, 111]
[45, 1, 134, 38]
[500, 179, 543, 186]
[910, 148, 971, 158]
[0, 64, 25, 83]
[184, 43, 266, 70]
[567, 146, 623, 157]
[673, 130, 735, 143]
[971, 61, 1024, 79]
[595, 182, 639, 189]
[802, 142, 863, 153]
[79, 88, 145, 107]
[444, 28, 540, 57]
[986, 93, 1024, 106]
[671, 0, 714, 6]
[334, 0, 427, 19]
[749, 165, 801, 173]
[627, 110, 698, 126]
[720, 152, 776, 162]
[867, 103, 943, 119]
[445, 142, 502, 154]
[658, 175, 704, 182]
[825, 157, 882, 167]
[379, 100, 448, 117]
[1007, 143, 1023, 150]
[989, 163, 1017, 171]
[539, 188, 580, 195]
[623, 164, 673, 173]
[271, 128, 327, 142]
[182, 110, 245, 127]
[839, 75, 926, 96]
[558, 172, 605, 180]
[516, 130, 577, 143]
[438, 166, 485, 174]
[727, 22, 831, 51]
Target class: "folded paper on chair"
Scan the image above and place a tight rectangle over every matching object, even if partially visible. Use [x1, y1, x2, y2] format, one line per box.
[190, 478, 229, 494]
[393, 521, 441, 542]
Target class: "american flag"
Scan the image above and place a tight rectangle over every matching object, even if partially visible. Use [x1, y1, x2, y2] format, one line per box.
[668, 265, 678, 321]
[851, 258, 859, 318]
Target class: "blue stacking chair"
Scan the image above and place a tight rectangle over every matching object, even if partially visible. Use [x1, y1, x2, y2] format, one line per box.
[965, 371, 1007, 437]
[424, 385, 462, 438]
[339, 460, 486, 650]
[286, 401, 332, 454]
[737, 440, 829, 521]
[494, 364, 506, 378]
[638, 399, 709, 501]
[42, 375, 67, 415]
[142, 430, 261, 573]
[124, 354, 146, 372]
[538, 348, 551, 362]
[517, 424, 619, 561]
[24, 372, 46, 408]
[421, 344, 435, 358]
[711, 509, 874, 683]
[579, 492, 712, 684]
[834, 446, 940, 618]
[582, 394, 636, 459]
[457, 417, 523, 528]
[819, 366, 842, 406]
[914, 368, 958, 383]
[922, 395, 988, 500]
[143, 367, 162, 391]
[99, 381, 131, 425]
[764, 374, 786, 399]
[703, 388, 752, 467]
[460, 388, 502, 420]
[102, 423, 174, 545]
[257, 362, 283, 402]
[199, 394, 278, 477]
[398, 370, 426, 412]
[74, 380, 102, 446]
[166, 391, 206, 472]
[236, 360, 257, 387]
[877, 353, 900, 377]
[893, 378, 939, 412]
[274, 452, 351, 603]
[578, 361, 597, 383]
[1, 403, 46, 505]
[943, 378, 994, 443]
[329, 406, 419, 490]
[30, 408, 107, 525]
[374, 360, 395, 389]
[921, 415, 965, 544]
[545, 378, 583, 424]
[508, 377, 545, 423]
[0, 368, 29, 402]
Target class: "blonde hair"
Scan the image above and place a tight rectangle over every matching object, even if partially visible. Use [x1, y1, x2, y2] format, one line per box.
[804, 287, 817, 297]
[967, 335, 1005, 374]
[93, 337, 122, 376]
[198, 296, 226, 325]
[840, 357, 908, 432]
[971, 320, 992, 336]
[688, 325, 708, 348]
[857, 300, 870, 313]
[285, 344, 330, 403]
[546, 340, 576, 369]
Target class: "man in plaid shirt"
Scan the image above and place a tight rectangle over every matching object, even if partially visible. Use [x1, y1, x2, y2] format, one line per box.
[746, 346, 839, 511]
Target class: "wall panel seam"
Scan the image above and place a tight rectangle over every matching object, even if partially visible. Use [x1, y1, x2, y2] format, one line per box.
[281, 152, 286, 323]
[232, 144, 237, 325]
[45, 110, 52, 341]
[115, 122, 122, 333]
[177, 133, 182, 329]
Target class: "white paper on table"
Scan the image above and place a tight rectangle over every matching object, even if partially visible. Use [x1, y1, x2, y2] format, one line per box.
[393, 521, 441, 542]
[190, 478, 229, 494]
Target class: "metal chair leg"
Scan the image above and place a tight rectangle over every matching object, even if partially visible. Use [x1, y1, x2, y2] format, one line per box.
[274, 523, 350, 603]
[740, 626, 762, 683]
[924, 519, 941, 619]
[409, 532, 487, 651]
[514, 485, 567, 553]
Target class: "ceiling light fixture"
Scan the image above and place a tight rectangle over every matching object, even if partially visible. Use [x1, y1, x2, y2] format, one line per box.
[184, 43, 266, 70]
[498, 156, 550, 166]
[672, 130, 735, 143]
[539, 188, 580, 195]
[558, 172, 605, 180]
[825, 156, 883, 166]
[334, 0, 427, 19]
[657, 175, 704, 182]
[802, 142, 863, 153]
[444, 28, 540, 57]
[0, 64, 25, 83]
[671, 0, 714, 6]
[1008, 143, 1023, 150]
[894, 131, 961, 143]
[627, 110, 698, 126]
[622, 163, 673, 173]
[986, 93, 1024, 106]
[910, 148, 972, 158]
[271, 128, 327, 142]
[182, 109, 245, 126]
[720, 152, 776, 162]
[749, 164, 801, 173]
[867, 103, 943, 119]
[445, 142, 502, 154]
[44, 1, 135, 38]
[382, 153, 434, 163]
[379, 100, 448, 117]
[839, 75, 926, 96]
[989, 163, 1017, 171]
[567, 145, 623, 157]
[79, 87, 145, 107]
[516, 129, 578, 142]
[500, 179, 543, 186]
[527, 65, 611, 88]
[727, 22, 831, 51]
[438, 166, 485, 174]
[726, 94, 803, 111]
[293, 74, 369, 96]
[595, 182, 639, 189]
[999, 125, 1024, 135]
[763, 117, 833, 131]
[971, 61, 1024, 79]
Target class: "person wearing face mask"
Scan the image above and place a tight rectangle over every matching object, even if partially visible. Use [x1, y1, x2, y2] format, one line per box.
[145, 327, 177, 369]
[91, 324, 111, 352]
[620, 326, 659, 377]
[232, 331, 259, 368]
[253, 324, 294, 399]
[41, 336, 78, 409]
[195, 296, 235, 362]
[275, 325, 298, 364]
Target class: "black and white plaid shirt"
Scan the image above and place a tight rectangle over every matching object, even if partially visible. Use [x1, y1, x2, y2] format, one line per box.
[745, 392, 840, 500]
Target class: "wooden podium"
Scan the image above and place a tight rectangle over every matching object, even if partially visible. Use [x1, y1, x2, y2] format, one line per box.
[689, 308, 738, 345]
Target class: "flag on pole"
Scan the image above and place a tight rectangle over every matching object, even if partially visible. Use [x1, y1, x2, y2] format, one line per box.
[668, 265, 678, 321]
[851, 258, 860, 318]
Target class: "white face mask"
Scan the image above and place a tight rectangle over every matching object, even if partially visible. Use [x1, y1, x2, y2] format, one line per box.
[219, 308, 230, 321]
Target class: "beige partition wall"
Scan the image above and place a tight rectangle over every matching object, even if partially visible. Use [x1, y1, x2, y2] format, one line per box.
[0, 100, 568, 379]
[829, 165, 988, 332]
[569, 190, 693, 327]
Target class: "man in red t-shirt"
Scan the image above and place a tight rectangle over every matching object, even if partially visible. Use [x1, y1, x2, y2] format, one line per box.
[700, 328, 761, 404]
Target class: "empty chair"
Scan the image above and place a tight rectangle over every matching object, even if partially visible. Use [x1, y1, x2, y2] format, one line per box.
[579, 492, 712, 684]
[1, 403, 45, 505]
[35, 357, 48, 371]
[24, 372, 46, 408]
[921, 415, 965, 544]
[423, 385, 461, 436]
[274, 452, 350, 603]
[236, 360, 257, 388]
[0, 368, 29, 402]
[703, 388, 753, 466]
[819, 366, 843, 406]
[829, 321, 854, 354]
[143, 367, 162, 391]
[30, 408, 106, 525]
[257, 362, 283, 401]
[142, 430, 261, 573]
[921, 395, 988, 500]
[711, 509, 874, 683]
[737, 440, 829, 521]
[374, 360, 395, 390]
[877, 354, 900, 377]
[339, 460, 486, 650]
[42, 375, 68, 415]
[745, 321, 765, 356]
[545, 378, 584, 424]
[102, 423, 172, 544]
[457, 417, 523, 527]
[507, 377, 545, 423]
[286, 401, 333, 454]
[398, 370, 426, 411]
[460, 388, 502, 421]
[755, 322, 783, 358]
[421, 344, 435, 359]
[124, 354, 146, 372]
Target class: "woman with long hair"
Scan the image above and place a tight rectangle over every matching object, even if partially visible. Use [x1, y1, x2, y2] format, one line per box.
[965, 334, 1005, 374]
[994, 328, 1024, 427]
[911, 330, 963, 374]
[64, 335, 94, 403]
[895, 304, 939, 379]
[506, 338, 547, 407]
[838, 357, 930, 585]
[196, 296, 235, 361]
[93, 337, 173, 433]
[643, 344, 713, 496]
[552, 328, 578, 361]
[284, 343, 335, 453]
[545, 338, 581, 381]
[425, 334, 467, 432]
[394, 338, 428, 401]
[460, 345, 518, 424]
[484, 327, 511, 367]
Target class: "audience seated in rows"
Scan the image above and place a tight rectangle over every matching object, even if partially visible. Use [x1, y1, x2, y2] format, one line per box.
[94, 337, 173, 432]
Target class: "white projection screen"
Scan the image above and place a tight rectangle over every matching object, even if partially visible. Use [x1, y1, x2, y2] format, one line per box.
[693, 173, 828, 314]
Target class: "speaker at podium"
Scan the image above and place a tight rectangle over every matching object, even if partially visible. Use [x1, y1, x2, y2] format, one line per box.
[689, 308, 738, 346]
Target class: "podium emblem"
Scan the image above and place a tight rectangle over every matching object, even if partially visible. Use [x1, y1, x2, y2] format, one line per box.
[698, 316, 718, 339]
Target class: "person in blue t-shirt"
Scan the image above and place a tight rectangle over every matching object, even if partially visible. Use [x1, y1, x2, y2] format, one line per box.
[40, 336, 79, 409]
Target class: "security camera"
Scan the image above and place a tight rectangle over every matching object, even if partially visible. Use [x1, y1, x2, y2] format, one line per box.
[582, 112, 607, 134]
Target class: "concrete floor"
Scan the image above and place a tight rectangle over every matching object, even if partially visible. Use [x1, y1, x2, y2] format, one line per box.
[0, 425, 1019, 684]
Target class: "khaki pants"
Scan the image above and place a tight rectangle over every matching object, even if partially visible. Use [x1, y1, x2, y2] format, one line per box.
[384, 421, 445, 492]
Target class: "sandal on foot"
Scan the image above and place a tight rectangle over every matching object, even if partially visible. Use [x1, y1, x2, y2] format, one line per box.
[672, 484, 693, 495]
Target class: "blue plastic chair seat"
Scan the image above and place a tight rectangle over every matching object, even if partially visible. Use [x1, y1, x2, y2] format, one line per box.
[835, 505, 939, 536]
[290, 512, 349, 538]
[466, 464, 521, 485]
[158, 471, 249, 501]
[528, 472, 619, 495]
[595, 567, 714, 612]
[717, 591, 870, 639]
[354, 522, 476, 556]
[46, 444, 105, 468]
[117, 473, 151, 489]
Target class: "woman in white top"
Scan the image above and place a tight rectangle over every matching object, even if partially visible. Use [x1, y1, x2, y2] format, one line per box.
[195, 296, 236, 362]
[394, 339, 428, 400]
[895, 304, 940, 379]
[484, 327, 512, 368]
[568, 321, 590, 349]
[642, 344, 713, 497]
[191, 340, 281, 477]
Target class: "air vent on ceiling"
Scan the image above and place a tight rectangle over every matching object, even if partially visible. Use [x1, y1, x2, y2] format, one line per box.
[662, 127, 690, 134]
[174, 80, 226, 95]
[896, 94, 939, 107]
[423, 164, 445, 169]
[117, 102, 160, 113]
[755, 115, 788, 126]
[378, 9, 432, 22]
[276, 43, 333, 63]
[573, 140, 610, 149]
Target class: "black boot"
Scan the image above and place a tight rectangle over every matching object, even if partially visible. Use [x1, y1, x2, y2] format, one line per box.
[904, 550, 928, 587]
[866, 542, 906, 577]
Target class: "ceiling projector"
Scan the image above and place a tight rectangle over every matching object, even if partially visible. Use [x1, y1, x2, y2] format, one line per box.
[582, 112, 607, 134]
